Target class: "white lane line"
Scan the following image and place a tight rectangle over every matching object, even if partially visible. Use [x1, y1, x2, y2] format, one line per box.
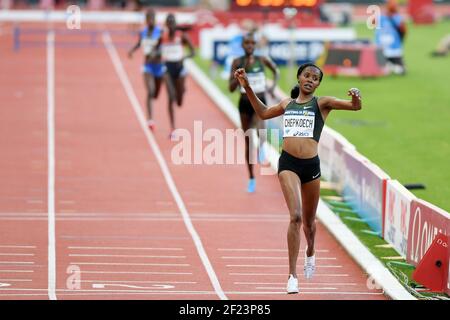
[0, 291, 383, 296]
[68, 254, 186, 259]
[69, 262, 190, 267]
[234, 282, 358, 286]
[230, 273, 349, 277]
[0, 262, 34, 265]
[0, 253, 35, 256]
[0, 214, 46, 217]
[229, 291, 383, 295]
[219, 248, 330, 252]
[226, 265, 342, 268]
[0, 212, 281, 218]
[68, 246, 183, 251]
[0, 246, 36, 249]
[0, 288, 216, 294]
[46, 30, 57, 301]
[0, 217, 288, 222]
[227, 291, 383, 295]
[222, 256, 336, 260]
[0, 218, 48, 221]
[78, 280, 197, 284]
[0, 270, 34, 273]
[55, 218, 285, 222]
[59, 213, 179, 217]
[0, 288, 383, 296]
[192, 213, 284, 217]
[102, 32, 227, 301]
[256, 286, 338, 290]
[79, 271, 192, 275]
[0, 279, 33, 282]
[0, 294, 48, 297]
[203, 219, 285, 222]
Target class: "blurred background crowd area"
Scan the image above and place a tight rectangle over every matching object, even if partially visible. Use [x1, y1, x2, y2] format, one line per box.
[3, 1, 450, 21]
[0, 0, 450, 27]
[3, 1, 450, 35]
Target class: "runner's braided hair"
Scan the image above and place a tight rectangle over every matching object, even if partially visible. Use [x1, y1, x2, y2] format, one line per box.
[290, 63, 324, 99]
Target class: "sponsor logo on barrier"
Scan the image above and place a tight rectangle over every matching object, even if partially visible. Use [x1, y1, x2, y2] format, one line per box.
[362, 175, 382, 215]
[384, 180, 414, 258]
[407, 200, 449, 265]
[331, 145, 347, 191]
[342, 148, 388, 235]
[401, 201, 408, 237]
[318, 127, 356, 184]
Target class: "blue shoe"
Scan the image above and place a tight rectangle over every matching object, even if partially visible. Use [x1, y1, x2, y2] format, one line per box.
[258, 145, 266, 164]
[247, 179, 256, 193]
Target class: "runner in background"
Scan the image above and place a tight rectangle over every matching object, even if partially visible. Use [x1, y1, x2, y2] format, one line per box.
[374, 0, 407, 75]
[229, 32, 279, 193]
[128, 8, 165, 131]
[161, 13, 195, 138]
[222, 19, 258, 80]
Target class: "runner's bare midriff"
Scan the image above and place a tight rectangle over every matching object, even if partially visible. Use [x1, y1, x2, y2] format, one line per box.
[145, 54, 161, 64]
[282, 138, 318, 159]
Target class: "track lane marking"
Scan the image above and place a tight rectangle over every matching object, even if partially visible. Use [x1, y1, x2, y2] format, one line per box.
[69, 262, 190, 267]
[102, 32, 227, 300]
[226, 265, 342, 268]
[0, 246, 36, 249]
[234, 282, 358, 286]
[78, 280, 197, 284]
[218, 248, 329, 252]
[68, 254, 186, 258]
[222, 256, 336, 260]
[68, 246, 183, 251]
[230, 273, 349, 276]
[46, 30, 57, 301]
[0, 289, 384, 296]
[79, 271, 192, 275]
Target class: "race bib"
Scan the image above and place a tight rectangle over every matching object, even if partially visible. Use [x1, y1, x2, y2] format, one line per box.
[240, 72, 266, 94]
[141, 38, 157, 55]
[283, 110, 315, 138]
[161, 43, 184, 62]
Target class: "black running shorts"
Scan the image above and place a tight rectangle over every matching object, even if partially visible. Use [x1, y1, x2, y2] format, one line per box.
[165, 61, 186, 79]
[277, 150, 321, 184]
[238, 94, 266, 117]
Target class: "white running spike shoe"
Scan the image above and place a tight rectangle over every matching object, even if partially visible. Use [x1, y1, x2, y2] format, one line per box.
[286, 275, 299, 294]
[304, 254, 316, 280]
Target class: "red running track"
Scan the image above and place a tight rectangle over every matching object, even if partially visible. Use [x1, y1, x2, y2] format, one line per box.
[0, 26, 387, 300]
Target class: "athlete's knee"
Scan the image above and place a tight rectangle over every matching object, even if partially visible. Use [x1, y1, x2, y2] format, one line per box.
[303, 219, 316, 234]
[290, 209, 302, 224]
